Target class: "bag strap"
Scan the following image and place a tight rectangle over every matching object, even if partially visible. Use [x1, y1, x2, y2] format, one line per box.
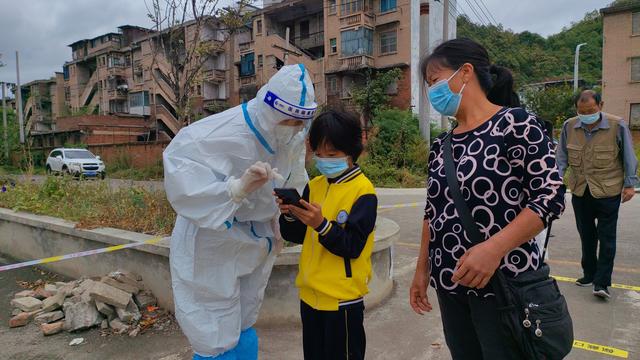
[442, 133, 485, 244]
[442, 132, 554, 259]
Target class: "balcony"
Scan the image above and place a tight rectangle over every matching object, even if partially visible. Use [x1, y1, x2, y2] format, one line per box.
[340, 55, 375, 71]
[239, 75, 257, 86]
[340, 12, 376, 28]
[203, 69, 226, 82]
[203, 99, 228, 112]
[107, 65, 128, 77]
[107, 88, 128, 100]
[238, 41, 254, 53]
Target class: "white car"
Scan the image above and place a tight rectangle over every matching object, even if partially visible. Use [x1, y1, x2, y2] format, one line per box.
[45, 148, 106, 179]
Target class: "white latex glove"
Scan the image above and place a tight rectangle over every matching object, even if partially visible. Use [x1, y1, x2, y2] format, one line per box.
[229, 161, 274, 203]
[271, 216, 284, 254]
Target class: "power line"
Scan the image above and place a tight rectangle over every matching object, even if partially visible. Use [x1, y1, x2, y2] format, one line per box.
[476, 0, 499, 26]
[462, 0, 489, 26]
[472, 0, 495, 27]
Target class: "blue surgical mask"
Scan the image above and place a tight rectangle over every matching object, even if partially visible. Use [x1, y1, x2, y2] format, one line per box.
[578, 112, 600, 125]
[427, 68, 466, 117]
[314, 156, 349, 178]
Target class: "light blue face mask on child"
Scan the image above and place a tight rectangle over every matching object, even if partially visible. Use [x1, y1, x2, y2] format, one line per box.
[427, 67, 466, 117]
[314, 156, 349, 178]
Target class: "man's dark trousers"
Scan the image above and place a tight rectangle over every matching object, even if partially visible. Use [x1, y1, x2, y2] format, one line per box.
[571, 187, 621, 287]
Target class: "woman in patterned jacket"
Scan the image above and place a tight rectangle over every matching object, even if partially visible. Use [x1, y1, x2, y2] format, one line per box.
[409, 38, 566, 359]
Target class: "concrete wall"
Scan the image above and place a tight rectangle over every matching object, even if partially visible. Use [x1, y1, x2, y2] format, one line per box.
[602, 10, 640, 128]
[56, 115, 152, 131]
[0, 209, 398, 324]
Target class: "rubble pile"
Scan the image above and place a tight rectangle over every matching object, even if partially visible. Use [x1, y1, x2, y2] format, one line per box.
[8, 270, 160, 337]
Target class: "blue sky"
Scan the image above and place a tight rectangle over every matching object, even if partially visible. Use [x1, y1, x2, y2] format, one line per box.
[0, 0, 614, 86]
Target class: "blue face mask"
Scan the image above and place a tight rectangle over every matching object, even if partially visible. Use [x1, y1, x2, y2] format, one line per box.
[427, 68, 466, 117]
[314, 156, 349, 178]
[578, 112, 600, 125]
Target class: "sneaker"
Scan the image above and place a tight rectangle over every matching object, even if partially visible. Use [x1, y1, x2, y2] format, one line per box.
[593, 286, 611, 299]
[575, 277, 593, 287]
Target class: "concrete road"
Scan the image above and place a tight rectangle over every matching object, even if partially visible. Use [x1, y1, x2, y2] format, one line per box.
[1, 190, 639, 359]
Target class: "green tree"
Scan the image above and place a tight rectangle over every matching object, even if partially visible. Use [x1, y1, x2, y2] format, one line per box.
[0, 108, 20, 165]
[351, 68, 402, 125]
[522, 85, 577, 127]
[457, 9, 603, 88]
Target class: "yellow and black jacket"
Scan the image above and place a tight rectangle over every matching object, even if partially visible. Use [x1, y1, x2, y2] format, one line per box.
[279, 165, 377, 311]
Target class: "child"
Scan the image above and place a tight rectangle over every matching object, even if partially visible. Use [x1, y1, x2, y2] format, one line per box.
[275, 110, 377, 360]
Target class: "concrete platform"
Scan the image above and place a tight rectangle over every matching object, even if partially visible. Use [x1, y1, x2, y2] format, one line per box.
[0, 208, 398, 324]
[1, 192, 639, 359]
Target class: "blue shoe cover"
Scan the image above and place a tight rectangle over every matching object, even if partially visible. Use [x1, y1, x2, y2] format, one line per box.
[235, 327, 258, 360]
[193, 349, 237, 360]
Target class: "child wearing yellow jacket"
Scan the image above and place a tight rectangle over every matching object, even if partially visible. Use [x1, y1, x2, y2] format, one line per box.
[276, 110, 377, 360]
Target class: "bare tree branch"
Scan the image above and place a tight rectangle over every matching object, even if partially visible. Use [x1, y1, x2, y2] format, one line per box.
[147, 0, 254, 127]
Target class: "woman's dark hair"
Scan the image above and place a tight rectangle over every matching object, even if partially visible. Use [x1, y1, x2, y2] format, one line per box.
[420, 38, 521, 107]
[309, 110, 363, 161]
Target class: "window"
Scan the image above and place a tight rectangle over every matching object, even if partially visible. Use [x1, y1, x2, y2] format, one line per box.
[380, 30, 397, 54]
[341, 28, 373, 56]
[328, 0, 337, 14]
[380, 0, 397, 12]
[129, 91, 150, 108]
[300, 20, 310, 39]
[386, 80, 398, 95]
[258, 54, 263, 67]
[341, 0, 371, 15]
[633, 12, 640, 36]
[631, 104, 640, 129]
[240, 53, 255, 76]
[330, 38, 337, 54]
[632, 57, 640, 82]
[256, 20, 263, 35]
[63, 66, 69, 80]
[65, 150, 95, 159]
[327, 76, 338, 95]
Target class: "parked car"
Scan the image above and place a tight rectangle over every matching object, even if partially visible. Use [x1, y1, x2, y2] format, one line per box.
[45, 148, 106, 179]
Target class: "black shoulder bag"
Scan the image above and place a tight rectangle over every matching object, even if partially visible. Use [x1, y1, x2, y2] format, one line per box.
[442, 133, 574, 360]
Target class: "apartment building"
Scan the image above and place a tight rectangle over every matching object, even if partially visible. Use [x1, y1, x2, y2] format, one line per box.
[23, 1, 455, 141]
[601, 3, 640, 128]
[22, 74, 65, 134]
[231, 0, 414, 113]
[26, 19, 231, 138]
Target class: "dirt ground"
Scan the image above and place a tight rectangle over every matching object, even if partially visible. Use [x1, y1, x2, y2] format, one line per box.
[1, 190, 639, 359]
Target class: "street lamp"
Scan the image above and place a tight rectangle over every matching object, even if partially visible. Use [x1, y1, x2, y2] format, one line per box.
[574, 43, 587, 92]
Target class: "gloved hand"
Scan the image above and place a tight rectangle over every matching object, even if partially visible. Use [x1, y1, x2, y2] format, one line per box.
[229, 161, 281, 203]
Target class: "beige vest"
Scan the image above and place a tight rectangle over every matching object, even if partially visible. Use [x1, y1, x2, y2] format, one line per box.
[566, 113, 624, 198]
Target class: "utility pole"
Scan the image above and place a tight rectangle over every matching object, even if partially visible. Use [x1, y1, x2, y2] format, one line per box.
[415, 0, 430, 144]
[440, 0, 450, 131]
[2, 82, 8, 162]
[573, 43, 587, 92]
[284, 27, 291, 65]
[15, 51, 24, 144]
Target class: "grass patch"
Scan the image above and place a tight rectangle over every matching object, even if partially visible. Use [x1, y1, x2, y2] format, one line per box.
[108, 164, 165, 181]
[0, 176, 175, 235]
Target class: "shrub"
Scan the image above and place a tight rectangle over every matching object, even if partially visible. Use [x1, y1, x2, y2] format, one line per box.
[0, 176, 174, 235]
[360, 109, 429, 187]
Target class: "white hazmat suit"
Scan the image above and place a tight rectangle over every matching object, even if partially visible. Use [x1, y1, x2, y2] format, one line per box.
[163, 64, 317, 359]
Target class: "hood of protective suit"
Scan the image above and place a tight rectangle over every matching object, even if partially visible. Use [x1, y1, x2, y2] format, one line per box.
[245, 64, 317, 152]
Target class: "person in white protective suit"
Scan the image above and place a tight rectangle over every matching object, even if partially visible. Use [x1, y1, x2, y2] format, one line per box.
[163, 64, 317, 360]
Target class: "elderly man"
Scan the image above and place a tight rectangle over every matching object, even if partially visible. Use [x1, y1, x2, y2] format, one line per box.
[163, 64, 317, 359]
[557, 90, 639, 300]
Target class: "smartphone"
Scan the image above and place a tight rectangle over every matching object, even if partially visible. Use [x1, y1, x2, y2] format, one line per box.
[274, 188, 303, 208]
